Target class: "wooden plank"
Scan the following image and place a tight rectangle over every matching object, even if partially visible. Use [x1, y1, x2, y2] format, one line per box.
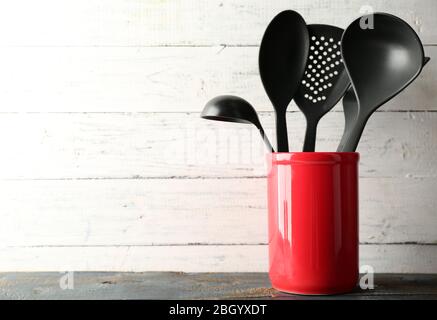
[0, 46, 434, 112]
[0, 0, 436, 46]
[0, 272, 436, 300]
[0, 112, 437, 180]
[0, 245, 436, 273]
[0, 176, 436, 246]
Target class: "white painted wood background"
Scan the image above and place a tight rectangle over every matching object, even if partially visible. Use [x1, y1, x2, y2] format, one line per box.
[0, 0, 436, 272]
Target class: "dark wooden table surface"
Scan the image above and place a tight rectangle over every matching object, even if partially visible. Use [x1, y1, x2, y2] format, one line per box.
[0, 273, 436, 300]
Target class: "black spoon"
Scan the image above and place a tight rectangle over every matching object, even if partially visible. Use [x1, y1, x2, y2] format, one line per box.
[337, 57, 431, 152]
[201, 95, 274, 152]
[338, 13, 425, 152]
[294, 24, 350, 152]
[259, 10, 309, 152]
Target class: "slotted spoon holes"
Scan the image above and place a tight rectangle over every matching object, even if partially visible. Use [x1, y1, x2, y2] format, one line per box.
[303, 34, 343, 103]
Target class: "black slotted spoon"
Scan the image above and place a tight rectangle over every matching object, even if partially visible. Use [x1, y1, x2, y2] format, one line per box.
[294, 25, 350, 152]
[338, 13, 425, 152]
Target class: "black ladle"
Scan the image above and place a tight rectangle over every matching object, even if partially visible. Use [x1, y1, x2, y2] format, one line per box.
[294, 24, 350, 152]
[337, 57, 430, 152]
[259, 10, 309, 152]
[338, 13, 425, 152]
[201, 95, 274, 152]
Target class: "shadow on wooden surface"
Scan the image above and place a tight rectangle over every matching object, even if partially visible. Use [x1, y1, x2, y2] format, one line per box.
[0, 273, 436, 300]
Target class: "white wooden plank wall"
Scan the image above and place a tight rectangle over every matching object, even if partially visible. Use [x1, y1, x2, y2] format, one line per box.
[0, 0, 436, 272]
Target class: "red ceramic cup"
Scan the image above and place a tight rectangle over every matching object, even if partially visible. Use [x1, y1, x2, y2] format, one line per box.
[266, 152, 359, 295]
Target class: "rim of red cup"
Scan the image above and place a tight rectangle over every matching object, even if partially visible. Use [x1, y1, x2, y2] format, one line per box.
[267, 152, 359, 164]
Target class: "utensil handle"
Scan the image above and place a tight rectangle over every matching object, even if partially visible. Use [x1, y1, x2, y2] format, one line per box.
[336, 125, 351, 152]
[275, 110, 289, 152]
[338, 116, 368, 152]
[259, 127, 275, 153]
[302, 118, 319, 152]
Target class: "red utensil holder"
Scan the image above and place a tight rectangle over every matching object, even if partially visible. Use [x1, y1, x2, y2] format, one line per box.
[267, 152, 359, 295]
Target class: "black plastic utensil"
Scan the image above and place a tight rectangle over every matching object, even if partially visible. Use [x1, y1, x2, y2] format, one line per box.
[201, 95, 274, 152]
[424, 57, 431, 66]
[294, 24, 350, 152]
[259, 10, 309, 152]
[337, 86, 358, 152]
[338, 13, 425, 152]
[337, 57, 430, 152]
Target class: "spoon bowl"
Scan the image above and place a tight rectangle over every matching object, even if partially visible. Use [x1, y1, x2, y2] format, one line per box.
[338, 13, 425, 152]
[259, 10, 309, 151]
[201, 95, 274, 152]
[337, 56, 430, 152]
